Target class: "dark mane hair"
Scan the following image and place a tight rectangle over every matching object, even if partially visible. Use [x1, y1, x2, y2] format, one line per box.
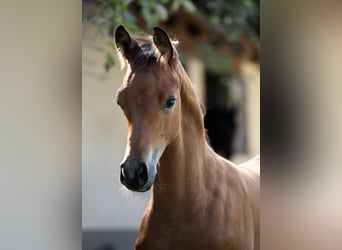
[131, 37, 158, 68]
[118, 35, 178, 69]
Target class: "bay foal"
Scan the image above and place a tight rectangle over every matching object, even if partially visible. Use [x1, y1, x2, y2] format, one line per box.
[114, 25, 260, 250]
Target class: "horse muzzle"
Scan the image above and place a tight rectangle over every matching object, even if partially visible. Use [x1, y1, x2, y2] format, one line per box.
[120, 160, 155, 192]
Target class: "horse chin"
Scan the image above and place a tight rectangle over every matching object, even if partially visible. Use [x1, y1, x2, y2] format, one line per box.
[126, 182, 153, 192]
[124, 174, 155, 192]
[137, 174, 156, 192]
[133, 184, 153, 192]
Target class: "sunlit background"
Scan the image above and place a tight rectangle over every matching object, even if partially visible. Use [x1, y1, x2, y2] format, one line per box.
[82, 1, 259, 249]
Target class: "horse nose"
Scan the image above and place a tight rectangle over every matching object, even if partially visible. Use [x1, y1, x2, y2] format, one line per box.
[120, 161, 148, 190]
[136, 162, 148, 185]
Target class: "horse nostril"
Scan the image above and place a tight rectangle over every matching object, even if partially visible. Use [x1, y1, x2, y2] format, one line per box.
[120, 161, 149, 189]
[136, 162, 148, 184]
[120, 163, 127, 184]
[137, 163, 145, 175]
[121, 167, 125, 178]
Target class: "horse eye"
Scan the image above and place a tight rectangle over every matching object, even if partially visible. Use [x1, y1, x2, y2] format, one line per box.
[165, 96, 176, 109]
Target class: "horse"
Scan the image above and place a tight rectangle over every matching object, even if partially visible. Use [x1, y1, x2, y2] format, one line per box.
[114, 25, 260, 250]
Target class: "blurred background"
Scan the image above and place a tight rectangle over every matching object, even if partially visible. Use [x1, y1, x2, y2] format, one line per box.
[82, 1, 259, 249]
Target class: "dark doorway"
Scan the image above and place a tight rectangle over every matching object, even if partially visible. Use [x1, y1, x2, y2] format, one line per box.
[204, 71, 237, 159]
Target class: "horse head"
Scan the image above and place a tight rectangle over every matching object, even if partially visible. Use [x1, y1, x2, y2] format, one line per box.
[114, 25, 182, 192]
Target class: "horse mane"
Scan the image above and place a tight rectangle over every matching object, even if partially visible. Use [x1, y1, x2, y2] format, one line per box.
[118, 36, 179, 70]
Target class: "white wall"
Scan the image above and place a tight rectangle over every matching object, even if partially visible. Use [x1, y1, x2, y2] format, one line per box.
[82, 24, 150, 230]
[241, 61, 260, 158]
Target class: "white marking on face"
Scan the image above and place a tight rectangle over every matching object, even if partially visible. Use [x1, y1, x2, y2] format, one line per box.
[120, 143, 131, 166]
[119, 138, 165, 191]
[144, 146, 164, 187]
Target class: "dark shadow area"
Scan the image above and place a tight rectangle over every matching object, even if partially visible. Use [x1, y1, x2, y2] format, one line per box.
[82, 230, 138, 250]
[204, 71, 237, 159]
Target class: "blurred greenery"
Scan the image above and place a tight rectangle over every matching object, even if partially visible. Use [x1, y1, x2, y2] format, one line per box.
[83, 0, 259, 72]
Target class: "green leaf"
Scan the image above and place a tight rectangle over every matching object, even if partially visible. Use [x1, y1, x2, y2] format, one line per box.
[181, 1, 196, 13]
[123, 12, 136, 23]
[171, 0, 181, 11]
[155, 4, 168, 21]
[108, 24, 115, 37]
[210, 16, 220, 25]
[244, 0, 254, 9]
[104, 53, 116, 73]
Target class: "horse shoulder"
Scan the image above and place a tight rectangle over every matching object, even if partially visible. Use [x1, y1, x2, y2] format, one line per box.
[213, 156, 259, 249]
[238, 156, 260, 211]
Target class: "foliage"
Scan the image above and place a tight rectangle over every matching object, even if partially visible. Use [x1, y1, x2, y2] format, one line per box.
[82, 0, 259, 72]
[199, 0, 259, 41]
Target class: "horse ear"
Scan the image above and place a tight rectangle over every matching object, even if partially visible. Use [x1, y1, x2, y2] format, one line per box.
[114, 25, 133, 59]
[153, 26, 175, 62]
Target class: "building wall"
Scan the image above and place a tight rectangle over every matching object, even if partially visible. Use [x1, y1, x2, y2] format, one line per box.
[241, 61, 260, 158]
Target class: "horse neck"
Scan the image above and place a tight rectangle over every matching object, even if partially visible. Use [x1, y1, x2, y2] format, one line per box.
[152, 63, 209, 212]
